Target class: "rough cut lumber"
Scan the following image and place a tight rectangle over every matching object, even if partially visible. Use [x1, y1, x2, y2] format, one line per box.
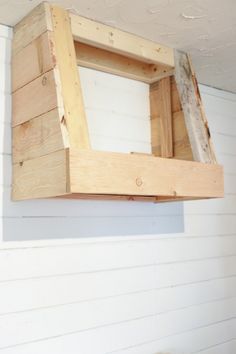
[13, 108, 68, 163]
[13, 2, 52, 54]
[12, 69, 61, 126]
[50, 5, 90, 149]
[12, 149, 69, 200]
[174, 50, 216, 164]
[70, 13, 174, 68]
[70, 149, 224, 198]
[12, 31, 55, 92]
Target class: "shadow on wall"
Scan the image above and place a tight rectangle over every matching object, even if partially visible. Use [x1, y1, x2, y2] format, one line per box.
[2, 187, 184, 241]
[2, 128, 184, 240]
[2, 129, 184, 242]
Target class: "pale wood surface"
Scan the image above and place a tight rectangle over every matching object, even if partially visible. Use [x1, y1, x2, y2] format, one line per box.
[75, 41, 173, 83]
[13, 2, 52, 54]
[174, 50, 216, 164]
[70, 13, 174, 67]
[70, 149, 224, 198]
[50, 5, 90, 149]
[12, 149, 69, 200]
[12, 69, 60, 126]
[13, 108, 67, 163]
[12, 31, 55, 92]
[158, 76, 173, 157]
[150, 76, 193, 160]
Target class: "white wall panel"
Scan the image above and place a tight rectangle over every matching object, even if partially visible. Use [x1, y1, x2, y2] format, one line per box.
[0, 26, 236, 354]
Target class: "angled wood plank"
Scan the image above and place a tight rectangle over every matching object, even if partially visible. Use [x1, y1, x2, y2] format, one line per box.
[174, 50, 216, 164]
[50, 5, 90, 149]
[70, 13, 174, 68]
[13, 2, 52, 54]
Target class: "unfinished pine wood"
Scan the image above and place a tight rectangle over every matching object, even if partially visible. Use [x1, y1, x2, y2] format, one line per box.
[75, 42, 173, 83]
[50, 5, 90, 149]
[174, 50, 216, 164]
[12, 69, 60, 126]
[12, 149, 69, 200]
[70, 149, 224, 198]
[60, 193, 204, 203]
[150, 77, 193, 160]
[158, 76, 173, 157]
[12, 31, 55, 92]
[13, 2, 52, 54]
[70, 13, 174, 68]
[11, 3, 223, 202]
[13, 108, 68, 163]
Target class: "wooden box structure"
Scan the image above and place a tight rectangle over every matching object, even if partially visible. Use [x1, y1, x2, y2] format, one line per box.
[12, 3, 224, 202]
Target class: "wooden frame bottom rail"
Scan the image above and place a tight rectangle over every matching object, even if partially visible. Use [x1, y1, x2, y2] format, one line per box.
[12, 149, 224, 201]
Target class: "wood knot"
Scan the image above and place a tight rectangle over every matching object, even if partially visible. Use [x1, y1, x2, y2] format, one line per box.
[42, 76, 47, 86]
[136, 177, 143, 187]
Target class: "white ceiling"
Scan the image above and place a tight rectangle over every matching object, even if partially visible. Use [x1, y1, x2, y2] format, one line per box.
[1, 0, 236, 92]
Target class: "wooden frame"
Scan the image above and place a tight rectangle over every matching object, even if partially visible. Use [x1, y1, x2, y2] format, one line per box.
[12, 2, 224, 202]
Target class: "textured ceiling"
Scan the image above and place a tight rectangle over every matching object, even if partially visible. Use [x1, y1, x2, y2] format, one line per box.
[1, 0, 236, 92]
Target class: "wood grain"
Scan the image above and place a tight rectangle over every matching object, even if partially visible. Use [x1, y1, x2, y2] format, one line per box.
[13, 2, 52, 54]
[12, 69, 60, 126]
[12, 149, 69, 200]
[50, 5, 90, 149]
[13, 108, 67, 163]
[70, 149, 224, 198]
[70, 13, 174, 67]
[12, 31, 55, 92]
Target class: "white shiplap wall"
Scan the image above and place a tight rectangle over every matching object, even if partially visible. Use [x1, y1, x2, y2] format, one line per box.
[0, 25, 236, 354]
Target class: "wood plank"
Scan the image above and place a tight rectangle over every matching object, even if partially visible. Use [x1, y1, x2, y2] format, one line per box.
[150, 77, 192, 160]
[158, 76, 173, 157]
[12, 31, 55, 92]
[75, 41, 173, 83]
[70, 149, 224, 198]
[60, 193, 203, 202]
[13, 108, 68, 163]
[12, 69, 60, 126]
[70, 13, 174, 68]
[12, 149, 69, 200]
[50, 5, 90, 149]
[13, 2, 52, 54]
[174, 50, 216, 163]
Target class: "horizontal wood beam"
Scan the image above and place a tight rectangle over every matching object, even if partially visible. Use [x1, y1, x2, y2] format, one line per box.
[75, 41, 173, 83]
[70, 13, 174, 67]
[70, 149, 224, 198]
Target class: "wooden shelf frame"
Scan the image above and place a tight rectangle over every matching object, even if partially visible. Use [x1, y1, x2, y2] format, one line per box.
[12, 2, 224, 201]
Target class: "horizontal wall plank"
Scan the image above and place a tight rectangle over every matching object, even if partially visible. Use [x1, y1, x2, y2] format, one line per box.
[0, 297, 235, 350]
[0, 268, 235, 315]
[0, 237, 236, 281]
[112, 321, 236, 354]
